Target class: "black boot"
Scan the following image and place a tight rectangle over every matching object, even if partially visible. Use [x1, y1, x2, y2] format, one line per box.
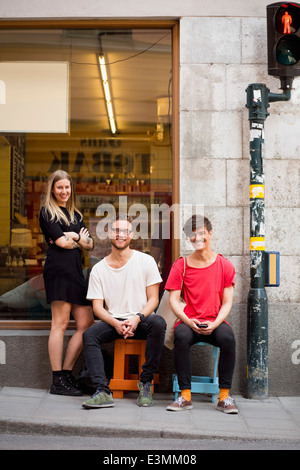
[63, 370, 83, 392]
[50, 372, 83, 396]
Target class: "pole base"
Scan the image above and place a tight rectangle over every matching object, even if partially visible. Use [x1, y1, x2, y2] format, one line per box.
[247, 288, 268, 399]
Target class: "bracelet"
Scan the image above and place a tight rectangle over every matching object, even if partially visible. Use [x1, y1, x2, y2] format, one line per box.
[76, 234, 81, 242]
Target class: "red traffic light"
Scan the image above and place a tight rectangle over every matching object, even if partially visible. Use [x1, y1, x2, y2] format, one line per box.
[282, 11, 292, 33]
[267, 2, 300, 82]
[275, 3, 300, 34]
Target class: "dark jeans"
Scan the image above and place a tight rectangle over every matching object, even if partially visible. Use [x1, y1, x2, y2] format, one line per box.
[82, 314, 166, 394]
[174, 321, 236, 390]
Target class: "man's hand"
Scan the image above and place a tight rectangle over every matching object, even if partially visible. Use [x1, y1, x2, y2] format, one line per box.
[120, 316, 140, 339]
[189, 319, 215, 335]
[113, 320, 128, 337]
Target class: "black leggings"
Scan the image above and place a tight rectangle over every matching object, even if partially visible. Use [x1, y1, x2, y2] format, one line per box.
[83, 315, 166, 394]
[174, 321, 236, 390]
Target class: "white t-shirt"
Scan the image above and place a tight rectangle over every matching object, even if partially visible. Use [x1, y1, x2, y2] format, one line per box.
[87, 250, 162, 319]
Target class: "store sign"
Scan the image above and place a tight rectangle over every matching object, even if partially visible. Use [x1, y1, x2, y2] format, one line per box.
[0, 62, 69, 133]
[25, 137, 155, 178]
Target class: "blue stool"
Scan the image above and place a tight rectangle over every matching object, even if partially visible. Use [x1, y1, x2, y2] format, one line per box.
[172, 342, 220, 403]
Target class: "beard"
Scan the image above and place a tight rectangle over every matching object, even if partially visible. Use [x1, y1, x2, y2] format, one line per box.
[111, 238, 131, 251]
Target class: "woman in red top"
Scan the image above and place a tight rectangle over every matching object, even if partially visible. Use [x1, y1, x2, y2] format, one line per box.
[165, 215, 238, 413]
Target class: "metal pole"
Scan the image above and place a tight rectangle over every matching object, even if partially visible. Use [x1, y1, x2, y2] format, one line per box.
[245, 80, 292, 399]
[246, 83, 269, 399]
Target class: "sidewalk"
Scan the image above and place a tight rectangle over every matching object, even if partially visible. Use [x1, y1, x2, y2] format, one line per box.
[0, 386, 300, 444]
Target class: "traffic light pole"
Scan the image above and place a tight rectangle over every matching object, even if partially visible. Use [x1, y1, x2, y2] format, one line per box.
[246, 82, 291, 399]
[246, 1, 300, 399]
[246, 83, 269, 400]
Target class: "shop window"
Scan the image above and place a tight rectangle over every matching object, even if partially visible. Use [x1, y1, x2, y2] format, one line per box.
[0, 28, 173, 322]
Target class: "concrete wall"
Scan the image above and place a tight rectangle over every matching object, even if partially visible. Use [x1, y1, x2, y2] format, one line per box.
[0, 0, 277, 19]
[0, 1, 300, 396]
[179, 16, 300, 396]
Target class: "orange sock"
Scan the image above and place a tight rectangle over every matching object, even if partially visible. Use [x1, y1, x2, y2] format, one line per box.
[181, 389, 191, 402]
[219, 388, 229, 402]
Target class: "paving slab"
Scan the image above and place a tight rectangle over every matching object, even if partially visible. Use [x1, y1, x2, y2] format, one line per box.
[0, 387, 300, 443]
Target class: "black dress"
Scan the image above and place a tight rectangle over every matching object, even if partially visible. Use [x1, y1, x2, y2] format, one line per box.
[39, 206, 90, 306]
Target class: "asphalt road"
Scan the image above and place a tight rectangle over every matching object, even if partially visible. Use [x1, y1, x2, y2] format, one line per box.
[1, 433, 299, 451]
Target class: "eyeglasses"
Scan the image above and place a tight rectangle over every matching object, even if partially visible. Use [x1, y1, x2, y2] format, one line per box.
[110, 228, 133, 236]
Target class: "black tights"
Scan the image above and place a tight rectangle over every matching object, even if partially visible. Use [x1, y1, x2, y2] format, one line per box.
[174, 321, 236, 390]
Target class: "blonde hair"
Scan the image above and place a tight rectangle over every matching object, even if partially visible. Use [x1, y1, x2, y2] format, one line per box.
[40, 170, 82, 226]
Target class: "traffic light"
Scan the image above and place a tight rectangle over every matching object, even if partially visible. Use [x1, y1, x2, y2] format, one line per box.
[267, 2, 300, 86]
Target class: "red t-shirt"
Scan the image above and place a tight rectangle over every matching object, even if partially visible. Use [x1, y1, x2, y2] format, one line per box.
[165, 255, 235, 326]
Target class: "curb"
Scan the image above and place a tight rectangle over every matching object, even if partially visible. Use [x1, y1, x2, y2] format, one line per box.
[0, 417, 297, 443]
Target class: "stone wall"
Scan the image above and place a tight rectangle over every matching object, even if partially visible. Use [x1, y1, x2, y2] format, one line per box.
[179, 17, 300, 395]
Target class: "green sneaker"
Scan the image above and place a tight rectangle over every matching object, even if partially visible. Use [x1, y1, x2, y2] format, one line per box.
[82, 390, 114, 409]
[137, 381, 153, 407]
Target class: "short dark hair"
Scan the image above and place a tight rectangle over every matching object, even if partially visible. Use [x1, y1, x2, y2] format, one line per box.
[110, 214, 133, 227]
[183, 215, 212, 237]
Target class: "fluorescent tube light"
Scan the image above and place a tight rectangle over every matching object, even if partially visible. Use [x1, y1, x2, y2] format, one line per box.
[98, 55, 117, 134]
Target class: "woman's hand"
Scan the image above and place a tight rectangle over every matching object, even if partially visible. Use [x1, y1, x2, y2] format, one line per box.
[78, 227, 94, 250]
[63, 231, 78, 241]
[62, 228, 93, 250]
[79, 227, 91, 240]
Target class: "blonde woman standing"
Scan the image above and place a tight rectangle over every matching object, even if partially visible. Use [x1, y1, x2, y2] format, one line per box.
[39, 170, 94, 396]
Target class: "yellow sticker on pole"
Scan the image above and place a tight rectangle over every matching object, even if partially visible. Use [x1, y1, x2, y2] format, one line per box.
[250, 185, 265, 199]
[250, 237, 265, 250]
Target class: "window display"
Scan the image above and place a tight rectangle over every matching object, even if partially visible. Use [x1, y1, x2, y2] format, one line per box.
[0, 28, 173, 321]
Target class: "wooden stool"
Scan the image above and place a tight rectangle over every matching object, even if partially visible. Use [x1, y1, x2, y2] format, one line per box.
[172, 342, 220, 403]
[109, 339, 159, 398]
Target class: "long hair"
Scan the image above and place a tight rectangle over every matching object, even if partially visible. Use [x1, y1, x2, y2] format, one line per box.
[40, 170, 82, 226]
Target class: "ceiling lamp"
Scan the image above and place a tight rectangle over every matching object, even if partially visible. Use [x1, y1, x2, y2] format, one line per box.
[98, 55, 117, 134]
